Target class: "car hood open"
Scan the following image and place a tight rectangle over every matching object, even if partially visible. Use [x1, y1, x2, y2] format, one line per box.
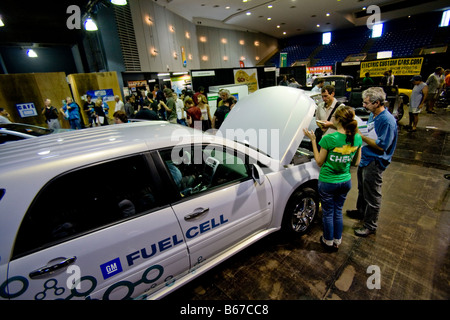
[218, 86, 316, 167]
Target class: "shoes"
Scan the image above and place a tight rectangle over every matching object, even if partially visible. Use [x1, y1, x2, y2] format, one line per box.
[320, 236, 338, 252]
[354, 227, 376, 237]
[407, 127, 417, 132]
[427, 110, 436, 114]
[346, 209, 364, 220]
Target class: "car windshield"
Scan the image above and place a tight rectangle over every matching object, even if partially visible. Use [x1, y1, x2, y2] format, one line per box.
[0, 124, 54, 136]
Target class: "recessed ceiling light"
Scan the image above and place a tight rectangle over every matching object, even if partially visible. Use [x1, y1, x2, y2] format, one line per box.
[317, 24, 320, 27]
[268, 5, 273, 8]
[27, 49, 38, 58]
[246, 12, 251, 15]
[277, 25, 281, 28]
[226, 6, 230, 9]
[283, 32, 287, 35]
[267, 17, 272, 21]
[326, 13, 330, 16]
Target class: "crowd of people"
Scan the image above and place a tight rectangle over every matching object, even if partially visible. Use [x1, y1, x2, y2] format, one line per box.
[6, 86, 238, 131]
[120, 86, 237, 130]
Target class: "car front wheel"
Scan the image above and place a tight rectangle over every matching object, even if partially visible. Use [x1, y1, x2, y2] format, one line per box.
[282, 188, 318, 235]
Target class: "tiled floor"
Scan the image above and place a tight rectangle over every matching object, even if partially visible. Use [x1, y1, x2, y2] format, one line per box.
[165, 105, 450, 300]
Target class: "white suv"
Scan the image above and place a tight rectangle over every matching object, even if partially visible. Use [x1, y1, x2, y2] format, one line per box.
[0, 86, 319, 300]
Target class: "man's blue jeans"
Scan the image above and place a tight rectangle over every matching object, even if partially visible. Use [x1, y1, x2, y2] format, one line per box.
[319, 180, 352, 242]
[69, 118, 82, 130]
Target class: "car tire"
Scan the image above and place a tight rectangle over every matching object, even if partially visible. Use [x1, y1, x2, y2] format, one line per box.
[282, 187, 319, 235]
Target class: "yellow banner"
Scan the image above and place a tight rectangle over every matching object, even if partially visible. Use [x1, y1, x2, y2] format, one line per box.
[360, 57, 424, 78]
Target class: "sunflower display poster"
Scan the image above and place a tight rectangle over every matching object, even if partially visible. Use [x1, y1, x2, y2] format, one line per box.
[233, 68, 259, 94]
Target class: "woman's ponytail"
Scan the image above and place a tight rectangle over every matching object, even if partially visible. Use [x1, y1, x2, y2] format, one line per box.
[335, 105, 358, 146]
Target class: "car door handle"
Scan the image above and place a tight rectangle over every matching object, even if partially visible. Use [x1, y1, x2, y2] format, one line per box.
[185, 208, 209, 221]
[29, 257, 77, 280]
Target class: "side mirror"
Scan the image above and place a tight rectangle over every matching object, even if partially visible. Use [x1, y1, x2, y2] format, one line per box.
[251, 163, 265, 185]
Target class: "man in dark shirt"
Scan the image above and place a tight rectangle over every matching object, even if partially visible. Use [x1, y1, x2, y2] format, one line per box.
[135, 104, 159, 121]
[212, 104, 230, 129]
[83, 95, 96, 127]
[42, 99, 61, 129]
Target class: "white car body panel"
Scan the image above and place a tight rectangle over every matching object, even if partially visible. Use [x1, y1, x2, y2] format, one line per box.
[171, 178, 273, 268]
[6, 208, 189, 300]
[0, 86, 320, 300]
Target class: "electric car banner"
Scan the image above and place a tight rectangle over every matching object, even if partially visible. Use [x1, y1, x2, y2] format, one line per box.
[360, 57, 424, 77]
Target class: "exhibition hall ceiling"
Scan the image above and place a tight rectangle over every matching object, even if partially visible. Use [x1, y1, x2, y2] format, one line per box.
[0, 0, 449, 45]
[164, 0, 450, 37]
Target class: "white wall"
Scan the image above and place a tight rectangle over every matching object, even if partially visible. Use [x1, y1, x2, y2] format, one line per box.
[129, 0, 200, 72]
[196, 26, 278, 69]
[129, 0, 278, 72]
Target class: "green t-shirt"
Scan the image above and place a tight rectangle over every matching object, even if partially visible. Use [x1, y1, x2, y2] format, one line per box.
[318, 132, 363, 183]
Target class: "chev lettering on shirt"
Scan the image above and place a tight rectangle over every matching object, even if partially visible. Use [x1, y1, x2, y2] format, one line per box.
[126, 215, 229, 266]
[329, 155, 354, 163]
[330, 145, 358, 163]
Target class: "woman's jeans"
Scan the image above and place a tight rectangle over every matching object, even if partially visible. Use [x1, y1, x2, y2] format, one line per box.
[318, 180, 352, 242]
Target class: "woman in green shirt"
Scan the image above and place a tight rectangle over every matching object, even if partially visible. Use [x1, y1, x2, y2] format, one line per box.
[304, 106, 362, 251]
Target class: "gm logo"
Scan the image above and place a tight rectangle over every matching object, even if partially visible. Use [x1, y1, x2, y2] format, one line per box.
[100, 258, 123, 280]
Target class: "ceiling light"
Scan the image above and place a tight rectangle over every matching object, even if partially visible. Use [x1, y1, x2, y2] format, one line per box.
[84, 17, 98, 31]
[27, 49, 38, 58]
[277, 25, 281, 28]
[267, 17, 272, 21]
[268, 5, 273, 9]
[246, 12, 251, 16]
[0, 17, 4, 27]
[326, 13, 330, 17]
[111, 0, 127, 5]
[226, 6, 230, 10]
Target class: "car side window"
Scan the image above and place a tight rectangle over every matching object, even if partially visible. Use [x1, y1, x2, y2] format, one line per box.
[160, 145, 250, 199]
[0, 133, 25, 144]
[13, 154, 159, 259]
